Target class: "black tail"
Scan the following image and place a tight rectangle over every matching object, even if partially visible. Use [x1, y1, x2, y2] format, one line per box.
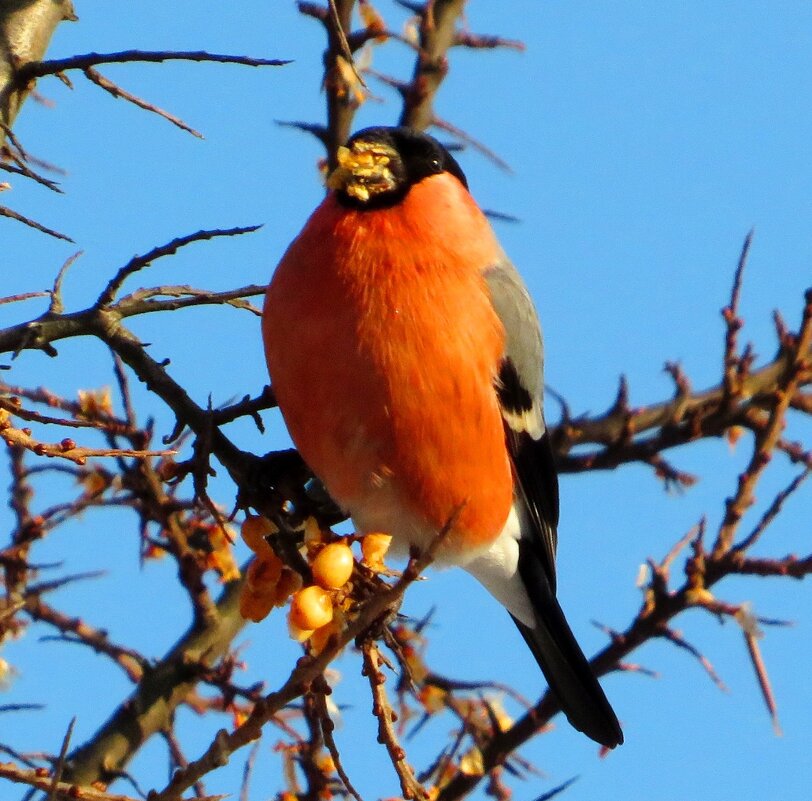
[511, 573, 623, 748]
[503, 427, 622, 746]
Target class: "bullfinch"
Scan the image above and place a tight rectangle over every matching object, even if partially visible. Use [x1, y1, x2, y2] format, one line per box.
[262, 126, 623, 748]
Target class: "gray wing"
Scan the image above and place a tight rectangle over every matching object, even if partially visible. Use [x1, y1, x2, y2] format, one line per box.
[484, 258, 559, 588]
[484, 259, 624, 748]
[484, 259, 545, 436]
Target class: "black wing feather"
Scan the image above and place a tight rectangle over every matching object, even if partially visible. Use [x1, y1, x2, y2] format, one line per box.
[486, 261, 623, 747]
[499, 365, 623, 748]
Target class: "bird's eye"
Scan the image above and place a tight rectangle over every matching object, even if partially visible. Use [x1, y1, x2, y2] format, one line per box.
[430, 157, 441, 171]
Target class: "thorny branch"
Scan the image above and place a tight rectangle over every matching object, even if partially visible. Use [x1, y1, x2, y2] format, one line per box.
[2, 30, 288, 235]
[362, 639, 428, 800]
[1, 176, 810, 801]
[148, 529, 449, 801]
[0, 761, 146, 801]
[436, 287, 812, 801]
[82, 66, 206, 138]
[293, 0, 519, 165]
[2, 5, 810, 801]
[15, 50, 290, 80]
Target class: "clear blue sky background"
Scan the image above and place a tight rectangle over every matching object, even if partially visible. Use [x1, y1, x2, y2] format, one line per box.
[3, 3, 810, 800]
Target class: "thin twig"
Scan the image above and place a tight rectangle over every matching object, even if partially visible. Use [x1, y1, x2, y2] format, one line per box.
[18, 50, 290, 80]
[96, 226, 262, 308]
[0, 761, 144, 801]
[49, 251, 83, 314]
[738, 609, 782, 735]
[733, 468, 810, 553]
[238, 741, 260, 801]
[312, 674, 364, 801]
[47, 717, 75, 801]
[362, 640, 427, 800]
[660, 627, 728, 692]
[25, 596, 146, 682]
[0, 291, 50, 306]
[432, 115, 512, 172]
[327, 0, 367, 90]
[0, 423, 174, 466]
[83, 67, 203, 138]
[149, 521, 453, 800]
[721, 230, 754, 401]
[0, 205, 73, 242]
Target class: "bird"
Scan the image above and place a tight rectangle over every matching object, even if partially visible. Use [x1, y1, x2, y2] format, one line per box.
[262, 126, 623, 748]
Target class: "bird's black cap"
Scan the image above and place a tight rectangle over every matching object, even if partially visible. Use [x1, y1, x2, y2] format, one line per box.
[329, 126, 468, 209]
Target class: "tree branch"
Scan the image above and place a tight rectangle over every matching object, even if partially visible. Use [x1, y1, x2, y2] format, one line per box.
[399, 0, 467, 131]
[16, 50, 290, 81]
[63, 577, 247, 788]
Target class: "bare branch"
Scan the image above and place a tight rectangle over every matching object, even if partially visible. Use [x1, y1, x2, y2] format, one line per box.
[400, 0, 467, 131]
[95, 226, 262, 308]
[17, 50, 290, 81]
[362, 639, 427, 799]
[0, 423, 174, 466]
[47, 717, 76, 801]
[0, 761, 143, 801]
[0, 291, 50, 307]
[149, 522, 452, 800]
[0, 204, 73, 241]
[83, 67, 203, 138]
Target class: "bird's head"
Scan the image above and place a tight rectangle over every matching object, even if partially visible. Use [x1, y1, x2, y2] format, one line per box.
[326, 126, 468, 208]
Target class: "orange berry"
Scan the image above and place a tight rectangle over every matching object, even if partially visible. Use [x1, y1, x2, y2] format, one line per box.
[309, 623, 334, 654]
[246, 552, 283, 590]
[273, 568, 302, 607]
[288, 619, 315, 642]
[241, 515, 276, 554]
[289, 585, 334, 631]
[361, 532, 392, 569]
[309, 610, 345, 654]
[239, 586, 275, 622]
[311, 542, 354, 589]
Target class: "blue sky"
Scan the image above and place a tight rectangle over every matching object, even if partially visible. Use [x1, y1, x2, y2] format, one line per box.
[3, 3, 811, 800]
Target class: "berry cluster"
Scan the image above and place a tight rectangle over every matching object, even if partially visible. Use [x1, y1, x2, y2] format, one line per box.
[239, 515, 393, 652]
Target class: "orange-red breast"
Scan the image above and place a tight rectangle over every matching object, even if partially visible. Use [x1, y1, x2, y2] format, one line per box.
[263, 126, 623, 748]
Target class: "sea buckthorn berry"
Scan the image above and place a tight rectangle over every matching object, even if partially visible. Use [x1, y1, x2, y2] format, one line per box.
[361, 532, 392, 570]
[241, 515, 276, 555]
[273, 568, 303, 607]
[309, 610, 345, 654]
[239, 587, 275, 622]
[287, 617, 315, 643]
[246, 552, 283, 590]
[311, 542, 354, 589]
[289, 585, 333, 631]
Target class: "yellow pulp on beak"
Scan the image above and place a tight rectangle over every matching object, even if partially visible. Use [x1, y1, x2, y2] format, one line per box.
[326, 142, 399, 202]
